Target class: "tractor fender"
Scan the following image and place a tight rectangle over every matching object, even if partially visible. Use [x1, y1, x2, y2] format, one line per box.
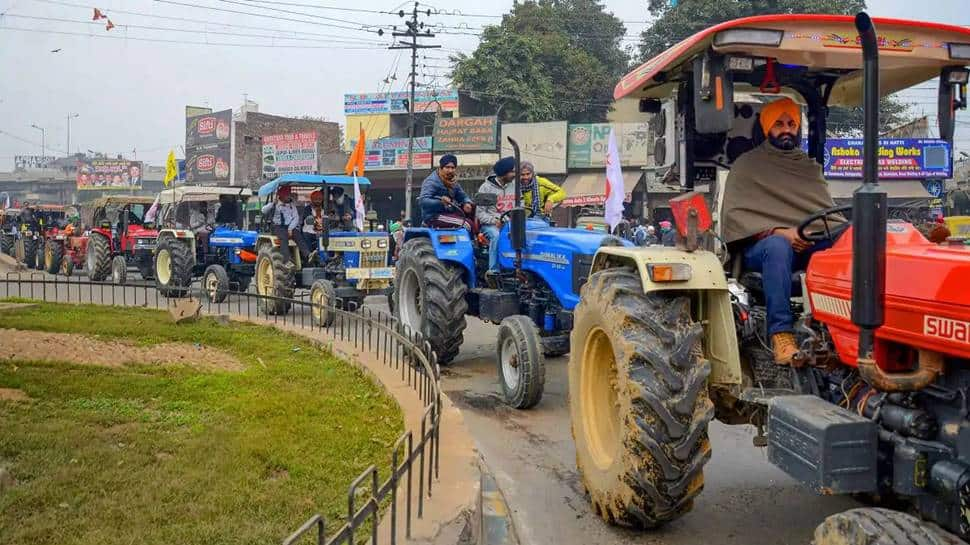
[592, 246, 742, 388]
[403, 228, 476, 286]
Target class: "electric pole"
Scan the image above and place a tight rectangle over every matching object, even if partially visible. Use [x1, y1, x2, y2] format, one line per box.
[390, 2, 439, 222]
[66, 113, 79, 157]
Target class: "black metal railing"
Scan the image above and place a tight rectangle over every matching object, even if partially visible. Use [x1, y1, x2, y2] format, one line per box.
[0, 272, 441, 545]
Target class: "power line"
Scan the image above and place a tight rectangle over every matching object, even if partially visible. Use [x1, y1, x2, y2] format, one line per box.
[153, 0, 387, 35]
[211, 0, 390, 30]
[228, 0, 402, 16]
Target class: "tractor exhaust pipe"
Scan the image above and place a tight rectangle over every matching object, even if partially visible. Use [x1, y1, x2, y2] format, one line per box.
[852, 13, 889, 374]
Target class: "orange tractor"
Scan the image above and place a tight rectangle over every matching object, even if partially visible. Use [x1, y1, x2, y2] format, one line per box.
[569, 12, 970, 542]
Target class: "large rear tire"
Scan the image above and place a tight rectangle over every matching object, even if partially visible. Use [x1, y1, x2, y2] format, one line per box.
[44, 241, 63, 275]
[155, 238, 193, 298]
[0, 233, 12, 255]
[86, 233, 112, 281]
[256, 245, 293, 315]
[392, 238, 467, 365]
[813, 508, 962, 545]
[569, 267, 713, 528]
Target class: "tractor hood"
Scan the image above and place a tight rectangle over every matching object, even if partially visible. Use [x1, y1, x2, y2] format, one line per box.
[523, 220, 628, 255]
[209, 226, 258, 248]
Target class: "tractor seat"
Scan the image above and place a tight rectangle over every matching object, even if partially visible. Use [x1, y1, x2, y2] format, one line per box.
[738, 271, 804, 296]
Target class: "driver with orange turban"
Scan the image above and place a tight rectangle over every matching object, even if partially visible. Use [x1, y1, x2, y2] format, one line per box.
[303, 189, 326, 236]
[721, 96, 837, 366]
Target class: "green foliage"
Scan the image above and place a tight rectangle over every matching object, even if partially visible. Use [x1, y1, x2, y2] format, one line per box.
[451, 0, 629, 123]
[0, 303, 403, 545]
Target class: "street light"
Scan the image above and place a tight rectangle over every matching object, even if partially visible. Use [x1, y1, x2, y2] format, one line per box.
[30, 124, 46, 159]
[66, 113, 79, 156]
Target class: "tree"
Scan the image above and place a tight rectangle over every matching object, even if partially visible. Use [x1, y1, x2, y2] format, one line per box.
[638, 0, 911, 134]
[451, 0, 629, 123]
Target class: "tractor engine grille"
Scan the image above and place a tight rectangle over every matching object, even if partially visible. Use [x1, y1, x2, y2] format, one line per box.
[360, 251, 387, 268]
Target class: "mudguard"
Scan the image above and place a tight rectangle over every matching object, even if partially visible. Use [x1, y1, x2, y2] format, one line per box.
[404, 227, 476, 285]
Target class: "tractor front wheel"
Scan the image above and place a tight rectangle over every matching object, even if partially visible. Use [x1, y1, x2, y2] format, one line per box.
[310, 279, 337, 327]
[32, 239, 45, 270]
[569, 267, 713, 529]
[256, 245, 293, 315]
[155, 238, 193, 297]
[111, 256, 127, 285]
[393, 238, 467, 365]
[61, 254, 74, 277]
[22, 237, 39, 270]
[497, 315, 545, 409]
[86, 233, 112, 281]
[813, 508, 961, 545]
[202, 264, 230, 303]
[45, 241, 63, 275]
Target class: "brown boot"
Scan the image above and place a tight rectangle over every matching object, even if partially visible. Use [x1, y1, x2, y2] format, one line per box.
[772, 332, 798, 365]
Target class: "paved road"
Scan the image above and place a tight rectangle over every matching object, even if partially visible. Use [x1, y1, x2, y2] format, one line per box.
[434, 316, 860, 545]
[1, 265, 860, 545]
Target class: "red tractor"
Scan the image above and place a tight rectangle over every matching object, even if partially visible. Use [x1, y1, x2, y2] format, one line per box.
[569, 12, 970, 543]
[82, 196, 158, 283]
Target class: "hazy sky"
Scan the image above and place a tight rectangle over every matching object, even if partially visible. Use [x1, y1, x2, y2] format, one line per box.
[0, 0, 967, 169]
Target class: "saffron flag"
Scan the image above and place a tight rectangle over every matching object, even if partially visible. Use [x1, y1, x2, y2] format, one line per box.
[344, 126, 366, 176]
[603, 127, 625, 230]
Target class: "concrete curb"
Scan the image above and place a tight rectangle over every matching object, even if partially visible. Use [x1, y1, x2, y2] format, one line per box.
[479, 460, 518, 545]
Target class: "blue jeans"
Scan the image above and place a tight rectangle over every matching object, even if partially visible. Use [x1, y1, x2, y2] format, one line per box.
[743, 235, 832, 336]
[481, 225, 500, 272]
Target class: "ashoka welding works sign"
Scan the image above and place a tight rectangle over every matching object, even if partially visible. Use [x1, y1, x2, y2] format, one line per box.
[824, 138, 952, 179]
[433, 116, 498, 152]
[262, 132, 318, 177]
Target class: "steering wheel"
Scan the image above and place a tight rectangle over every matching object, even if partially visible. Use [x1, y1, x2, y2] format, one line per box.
[797, 204, 852, 242]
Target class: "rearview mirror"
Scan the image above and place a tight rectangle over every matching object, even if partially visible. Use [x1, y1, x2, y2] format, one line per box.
[938, 67, 969, 142]
[693, 52, 734, 134]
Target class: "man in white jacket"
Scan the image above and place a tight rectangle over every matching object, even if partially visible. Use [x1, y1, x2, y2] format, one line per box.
[475, 156, 517, 274]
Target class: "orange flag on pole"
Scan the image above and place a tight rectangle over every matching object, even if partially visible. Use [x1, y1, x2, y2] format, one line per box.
[344, 126, 366, 176]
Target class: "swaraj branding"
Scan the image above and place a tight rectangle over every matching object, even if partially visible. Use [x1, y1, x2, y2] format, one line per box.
[925, 315, 970, 344]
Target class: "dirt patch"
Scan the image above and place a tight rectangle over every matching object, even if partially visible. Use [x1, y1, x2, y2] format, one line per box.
[0, 388, 29, 401]
[0, 329, 243, 372]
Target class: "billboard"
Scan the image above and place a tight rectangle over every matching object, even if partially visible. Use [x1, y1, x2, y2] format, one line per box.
[262, 132, 318, 177]
[344, 89, 460, 115]
[567, 123, 652, 168]
[14, 155, 56, 170]
[185, 108, 232, 184]
[433, 116, 498, 152]
[824, 138, 952, 179]
[185, 105, 212, 118]
[501, 122, 568, 174]
[76, 159, 144, 191]
[358, 137, 432, 171]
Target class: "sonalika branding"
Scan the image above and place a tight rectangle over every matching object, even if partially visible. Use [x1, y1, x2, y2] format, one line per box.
[924, 315, 970, 344]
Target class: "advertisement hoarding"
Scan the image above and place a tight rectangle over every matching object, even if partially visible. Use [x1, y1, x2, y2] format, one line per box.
[76, 159, 144, 191]
[14, 155, 57, 170]
[185, 108, 232, 184]
[262, 132, 318, 177]
[824, 138, 952, 179]
[500, 122, 568, 174]
[357, 137, 432, 171]
[433, 116, 498, 152]
[567, 123, 651, 168]
[344, 89, 460, 115]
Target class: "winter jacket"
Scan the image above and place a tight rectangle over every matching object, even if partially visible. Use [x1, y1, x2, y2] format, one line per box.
[419, 170, 471, 225]
[522, 175, 566, 215]
[475, 176, 518, 227]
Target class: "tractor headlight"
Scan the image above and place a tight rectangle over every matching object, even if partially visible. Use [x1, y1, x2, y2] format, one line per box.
[361, 239, 373, 249]
[647, 263, 692, 283]
[377, 239, 388, 249]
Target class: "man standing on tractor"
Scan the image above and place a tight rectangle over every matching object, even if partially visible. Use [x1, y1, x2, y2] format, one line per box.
[419, 154, 473, 230]
[261, 185, 310, 268]
[721, 97, 839, 365]
[520, 161, 565, 217]
[476, 156, 518, 276]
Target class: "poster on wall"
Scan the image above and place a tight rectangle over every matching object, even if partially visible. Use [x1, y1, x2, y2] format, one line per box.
[344, 89, 460, 115]
[823, 138, 952, 179]
[567, 123, 651, 168]
[262, 132, 318, 177]
[185, 109, 232, 184]
[432, 116, 498, 152]
[358, 137, 432, 170]
[76, 159, 143, 191]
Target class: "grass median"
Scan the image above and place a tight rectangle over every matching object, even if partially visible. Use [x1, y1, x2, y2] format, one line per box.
[0, 302, 403, 545]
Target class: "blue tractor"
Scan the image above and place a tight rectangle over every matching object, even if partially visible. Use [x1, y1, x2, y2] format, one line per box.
[255, 174, 394, 322]
[393, 139, 631, 409]
[154, 186, 257, 301]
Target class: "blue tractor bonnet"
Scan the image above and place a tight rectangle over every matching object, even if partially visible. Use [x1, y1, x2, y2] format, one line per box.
[258, 174, 371, 198]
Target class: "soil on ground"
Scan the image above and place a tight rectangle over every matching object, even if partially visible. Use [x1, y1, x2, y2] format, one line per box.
[0, 387, 29, 401]
[0, 328, 243, 371]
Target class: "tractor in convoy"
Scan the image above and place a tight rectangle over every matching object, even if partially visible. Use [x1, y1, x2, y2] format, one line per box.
[84, 196, 158, 284]
[255, 174, 394, 322]
[0, 206, 17, 257]
[393, 142, 633, 410]
[41, 206, 80, 275]
[1, 204, 65, 270]
[153, 186, 256, 301]
[568, 12, 970, 543]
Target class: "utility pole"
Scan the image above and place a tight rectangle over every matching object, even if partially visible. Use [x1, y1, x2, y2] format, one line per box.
[390, 2, 439, 222]
[30, 124, 45, 159]
[66, 113, 79, 157]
